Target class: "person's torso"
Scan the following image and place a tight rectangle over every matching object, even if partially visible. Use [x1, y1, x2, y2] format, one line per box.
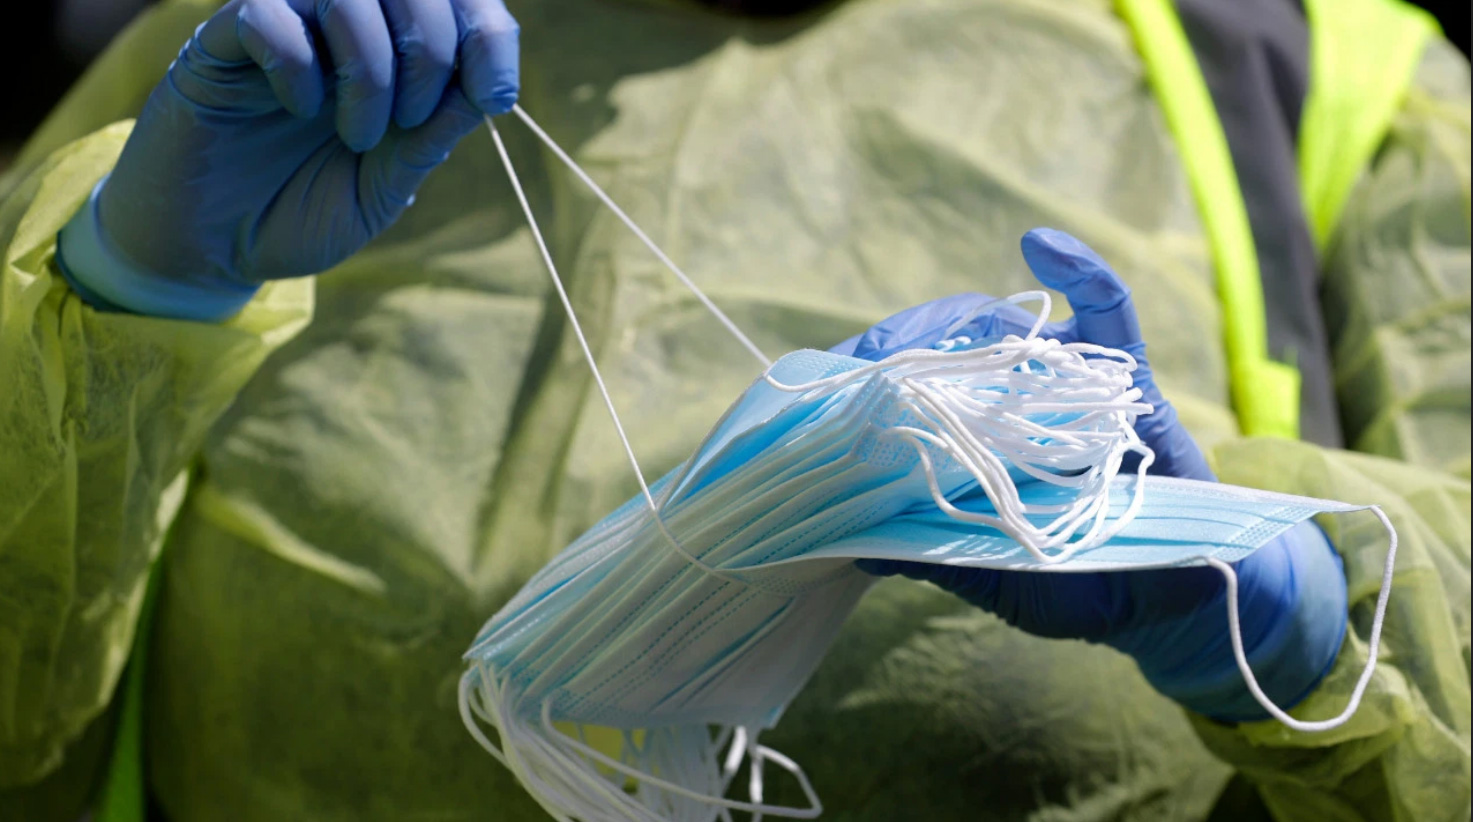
[149, 1, 1252, 819]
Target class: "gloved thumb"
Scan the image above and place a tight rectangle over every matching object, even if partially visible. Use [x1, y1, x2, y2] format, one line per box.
[358, 85, 485, 234]
[1020, 228, 1142, 351]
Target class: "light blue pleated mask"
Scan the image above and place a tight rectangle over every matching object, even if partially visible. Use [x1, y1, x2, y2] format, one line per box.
[458, 111, 1398, 822]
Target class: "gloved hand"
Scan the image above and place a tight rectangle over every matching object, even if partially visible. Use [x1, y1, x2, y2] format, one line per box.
[57, 0, 520, 321]
[845, 228, 1348, 722]
[833, 228, 1213, 481]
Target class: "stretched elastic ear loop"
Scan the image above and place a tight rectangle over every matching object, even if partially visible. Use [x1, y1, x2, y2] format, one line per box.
[485, 115, 747, 587]
[509, 105, 771, 369]
[1204, 505, 1397, 732]
[485, 114, 821, 819]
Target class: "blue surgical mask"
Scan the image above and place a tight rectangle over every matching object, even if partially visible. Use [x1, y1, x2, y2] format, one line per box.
[459, 110, 1398, 822]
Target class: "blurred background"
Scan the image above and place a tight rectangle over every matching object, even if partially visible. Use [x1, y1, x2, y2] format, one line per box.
[0, 0, 1468, 174]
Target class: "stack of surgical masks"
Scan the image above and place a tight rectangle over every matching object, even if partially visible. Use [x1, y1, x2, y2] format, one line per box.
[459, 108, 1397, 822]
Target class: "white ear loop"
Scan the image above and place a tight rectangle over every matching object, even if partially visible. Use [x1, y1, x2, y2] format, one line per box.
[509, 105, 772, 369]
[939, 289, 1054, 342]
[1204, 506, 1398, 732]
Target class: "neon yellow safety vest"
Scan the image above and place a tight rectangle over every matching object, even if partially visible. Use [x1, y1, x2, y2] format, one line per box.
[1118, 0, 1441, 440]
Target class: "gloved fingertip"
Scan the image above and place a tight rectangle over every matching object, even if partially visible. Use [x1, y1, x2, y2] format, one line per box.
[459, 3, 520, 117]
[1019, 228, 1114, 290]
[1021, 227, 1084, 254]
[476, 84, 519, 117]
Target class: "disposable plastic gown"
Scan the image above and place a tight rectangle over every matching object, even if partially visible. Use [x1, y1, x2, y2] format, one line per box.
[0, 0, 1467, 820]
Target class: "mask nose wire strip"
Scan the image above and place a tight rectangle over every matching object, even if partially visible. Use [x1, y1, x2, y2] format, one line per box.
[509, 104, 772, 369]
[486, 116, 750, 589]
[1205, 504, 1398, 733]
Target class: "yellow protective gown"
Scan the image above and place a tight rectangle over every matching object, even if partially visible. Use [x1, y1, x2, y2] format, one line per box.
[0, 0, 1467, 820]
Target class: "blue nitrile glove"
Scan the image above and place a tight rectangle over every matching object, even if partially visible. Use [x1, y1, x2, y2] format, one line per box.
[56, 0, 520, 321]
[846, 228, 1348, 722]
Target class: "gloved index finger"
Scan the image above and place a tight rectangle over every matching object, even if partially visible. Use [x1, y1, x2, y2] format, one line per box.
[1020, 227, 1142, 350]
